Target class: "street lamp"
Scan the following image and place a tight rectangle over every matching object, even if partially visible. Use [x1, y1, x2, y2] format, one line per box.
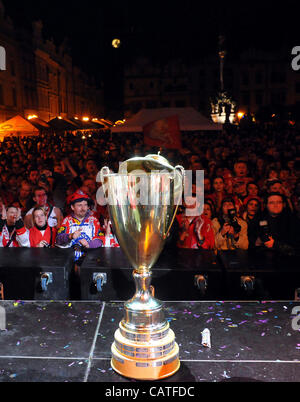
[112, 39, 121, 49]
[210, 36, 236, 124]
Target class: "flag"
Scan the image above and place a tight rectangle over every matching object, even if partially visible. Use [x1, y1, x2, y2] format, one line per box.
[143, 115, 181, 149]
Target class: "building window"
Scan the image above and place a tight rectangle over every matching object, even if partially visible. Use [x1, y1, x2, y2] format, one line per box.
[175, 100, 186, 107]
[241, 91, 250, 105]
[0, 84, 3, 104]
[255, 91, 263, 105]
[271, 71, 286, 84]
[146, 100, 157, 108]
[255, 71, 263, 85]
[242, 73, 249, 86]
[12, 88, 17, 107]
[271, 91, 286, 104]
[11, 60, 16, 76]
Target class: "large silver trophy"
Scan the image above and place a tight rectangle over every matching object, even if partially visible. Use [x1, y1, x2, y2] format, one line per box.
[100, 154, 184, 380]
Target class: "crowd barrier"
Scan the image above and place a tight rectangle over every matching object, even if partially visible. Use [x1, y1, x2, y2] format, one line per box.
[0, 247, 299, 301]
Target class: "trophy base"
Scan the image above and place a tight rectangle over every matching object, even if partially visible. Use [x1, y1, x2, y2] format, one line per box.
[111, 322, 180, 380]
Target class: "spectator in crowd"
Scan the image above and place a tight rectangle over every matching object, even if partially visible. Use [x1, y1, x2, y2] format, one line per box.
[24, 187, 63, 229]
[176, 195, 215, 249]
[266, 179, 294, 212]
[242, 197, 262, 249]
[0, 120, 299, 261]
[0, 204, 24, 247]
[212, 197, 248, 250]
[56, 190, 102, 261]
[98, 219, 119, 247]
[255, 193, 299, 254]
[16, 206, 57, 248]
[203, 199, 216, 221]
[28, 168, 40, 187]
[244, 181, 261, 200]
[207, 176, 228, 213]
[82, 158, 98, 180]
[233, 161, 252, 184]
[12, 180, 33, 217]
[3, 173, 18, 204]
[242, 182, 263, 214]
[203, 177, 212, 195]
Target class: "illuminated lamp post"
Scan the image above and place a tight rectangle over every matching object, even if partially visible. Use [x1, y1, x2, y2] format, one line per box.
[210, 37, 236, 124]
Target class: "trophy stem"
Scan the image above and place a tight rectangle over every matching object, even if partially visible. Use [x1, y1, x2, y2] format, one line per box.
[122, 269, 166, 333]
[111, 268, 180, 380]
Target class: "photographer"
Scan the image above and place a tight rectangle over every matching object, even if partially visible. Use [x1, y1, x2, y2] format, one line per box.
[212, 197, 249, 250]
[255, 193, 299, 254]
[16, 207, 56, 248]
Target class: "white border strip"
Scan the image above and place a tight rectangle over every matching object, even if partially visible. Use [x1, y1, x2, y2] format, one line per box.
[83, 301, 106, 382]
[0, 356, 298, 365]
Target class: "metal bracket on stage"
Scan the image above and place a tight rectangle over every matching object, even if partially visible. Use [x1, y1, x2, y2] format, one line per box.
[194, 274, 208, 296]
[93, 272, 107, 292]
[240, 275, 255, 293]
[40, 272, 53, 291]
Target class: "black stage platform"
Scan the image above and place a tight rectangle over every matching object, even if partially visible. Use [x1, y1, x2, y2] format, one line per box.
[0, 248, 74, 300]
[0, 300, 299, 382]
[81, 248, 300, 301]
[80, 248, 222, 301]
[0, 248, 299, 301]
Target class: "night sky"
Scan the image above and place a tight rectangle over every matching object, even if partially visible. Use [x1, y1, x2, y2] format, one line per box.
[2, 0, 300, 112]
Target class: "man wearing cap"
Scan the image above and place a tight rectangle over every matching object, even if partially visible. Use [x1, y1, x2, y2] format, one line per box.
[56, 190, 102, 257]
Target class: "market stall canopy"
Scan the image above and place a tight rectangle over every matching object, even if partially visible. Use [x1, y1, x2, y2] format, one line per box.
[0, 115, 40, 137]
[98, 118, 114, 128]
[68, 118, 105, 130]
[47, 117, 79, 131]
[27, 117, 50, 131]
[110, 107, 223, 132]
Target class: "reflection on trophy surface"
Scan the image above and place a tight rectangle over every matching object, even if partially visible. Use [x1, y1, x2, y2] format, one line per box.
[100, 154, 184, 380]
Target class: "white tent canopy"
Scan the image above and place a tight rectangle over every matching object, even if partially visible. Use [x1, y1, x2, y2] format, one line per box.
[111, 107, 222, 132]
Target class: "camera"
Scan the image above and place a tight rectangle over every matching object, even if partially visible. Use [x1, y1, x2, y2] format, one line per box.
[40, 174, 48, 183]
[227, 208, 241, 233]
[259, 220, 271, 243]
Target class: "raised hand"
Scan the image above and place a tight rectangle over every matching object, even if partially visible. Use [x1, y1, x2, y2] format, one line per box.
[16, 207, 22, 220]
[1, 204, 6, 220]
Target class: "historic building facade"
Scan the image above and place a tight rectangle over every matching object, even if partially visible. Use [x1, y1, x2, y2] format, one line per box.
[0, 1, 103, 124]
[123, 49, 300, 119]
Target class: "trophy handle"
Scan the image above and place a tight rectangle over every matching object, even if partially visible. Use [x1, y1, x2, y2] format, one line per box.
[164, 165, 185, 239]
[99, 166, 110, 183]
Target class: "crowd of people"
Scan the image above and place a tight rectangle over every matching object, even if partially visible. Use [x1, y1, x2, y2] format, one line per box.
[0, 123, 299, 258]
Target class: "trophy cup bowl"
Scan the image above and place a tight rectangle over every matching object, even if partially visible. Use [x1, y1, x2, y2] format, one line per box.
[100, 155, 184, 380]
